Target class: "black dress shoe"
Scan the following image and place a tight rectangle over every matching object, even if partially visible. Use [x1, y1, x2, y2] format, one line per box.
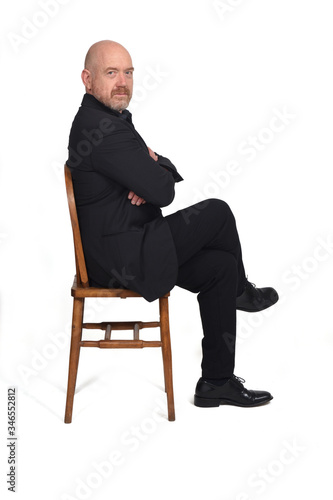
[194, 375, 273, 408]
[236, 279, 279, 312]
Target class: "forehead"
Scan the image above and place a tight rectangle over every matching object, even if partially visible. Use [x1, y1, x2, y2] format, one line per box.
[98, 46, 133, 70]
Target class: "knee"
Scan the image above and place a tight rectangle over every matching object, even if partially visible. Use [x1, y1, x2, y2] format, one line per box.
[202, 198, 232, 219]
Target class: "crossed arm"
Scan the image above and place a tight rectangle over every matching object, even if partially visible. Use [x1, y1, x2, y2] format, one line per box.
[91, 127, 182, 207]
[127, 147, 158, 205]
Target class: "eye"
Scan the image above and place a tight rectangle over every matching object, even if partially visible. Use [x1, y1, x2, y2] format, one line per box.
[108, 71, 115, 75]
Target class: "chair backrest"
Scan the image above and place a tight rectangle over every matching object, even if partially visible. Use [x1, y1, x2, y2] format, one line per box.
[64, 164, 89, 287]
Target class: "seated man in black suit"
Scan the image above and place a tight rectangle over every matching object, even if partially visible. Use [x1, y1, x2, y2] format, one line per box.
[67, 40, 278, 408]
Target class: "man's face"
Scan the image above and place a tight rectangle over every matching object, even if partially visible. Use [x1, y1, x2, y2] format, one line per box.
[84, 45, 134, 112]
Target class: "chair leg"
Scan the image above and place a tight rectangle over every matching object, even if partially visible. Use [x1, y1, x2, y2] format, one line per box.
[159, 296, 175, 421]
[64, 297, 84, 423]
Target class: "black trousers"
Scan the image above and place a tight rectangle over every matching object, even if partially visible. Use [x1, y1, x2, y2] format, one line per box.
[165, 198, 246, 379]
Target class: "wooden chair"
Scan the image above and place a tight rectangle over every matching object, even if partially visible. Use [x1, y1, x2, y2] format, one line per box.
[64, 164, 175, 423]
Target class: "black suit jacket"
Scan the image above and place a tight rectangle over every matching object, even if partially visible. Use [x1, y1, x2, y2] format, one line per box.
[67, 93, 183, 302]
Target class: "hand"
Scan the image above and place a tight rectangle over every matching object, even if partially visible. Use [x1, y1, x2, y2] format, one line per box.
[148, 147, 158, 162]
[128, 191, 146, 205]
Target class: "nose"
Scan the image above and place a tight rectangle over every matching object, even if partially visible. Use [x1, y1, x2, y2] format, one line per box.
[116, 72, 127, 86]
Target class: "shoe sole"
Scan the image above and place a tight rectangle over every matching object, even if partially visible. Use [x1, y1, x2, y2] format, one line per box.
[194, 395, 273, 408]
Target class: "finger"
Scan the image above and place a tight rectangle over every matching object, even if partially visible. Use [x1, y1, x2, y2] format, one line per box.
[148, 147, 158, 161]
[131, 194, 139, 204]
[128, 190, 134, 199]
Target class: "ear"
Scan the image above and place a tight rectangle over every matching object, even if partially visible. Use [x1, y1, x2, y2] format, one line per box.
[81, 69, 92, 91]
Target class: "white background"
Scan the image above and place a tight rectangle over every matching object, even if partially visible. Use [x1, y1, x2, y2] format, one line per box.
[1, 0, 333, 499]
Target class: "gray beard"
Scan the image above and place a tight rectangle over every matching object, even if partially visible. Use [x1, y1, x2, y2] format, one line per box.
[96, 94, 130, 112]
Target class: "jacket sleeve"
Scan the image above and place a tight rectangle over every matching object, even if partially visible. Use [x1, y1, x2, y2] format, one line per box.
[155, 154, 184, 183]
[91, 126, 175, 207]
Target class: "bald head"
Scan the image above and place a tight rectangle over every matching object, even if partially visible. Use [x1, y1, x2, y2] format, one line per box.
[81, 40, 134, 112]
[84, 40, 131, 74]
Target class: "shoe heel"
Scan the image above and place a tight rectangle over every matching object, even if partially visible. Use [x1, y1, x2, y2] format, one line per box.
[194, 395, 221, 408]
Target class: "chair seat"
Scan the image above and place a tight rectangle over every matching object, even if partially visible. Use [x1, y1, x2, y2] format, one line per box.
[71, 276, 170, 299]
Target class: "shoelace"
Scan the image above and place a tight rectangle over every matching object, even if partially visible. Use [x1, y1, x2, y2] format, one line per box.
[233, 375, 245, 384]
[245, 279, 262, 300]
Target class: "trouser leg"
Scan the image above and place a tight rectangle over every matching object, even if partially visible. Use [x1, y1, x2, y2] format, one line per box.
[165, 198, 246, 378]
[175, 248, 238, 379]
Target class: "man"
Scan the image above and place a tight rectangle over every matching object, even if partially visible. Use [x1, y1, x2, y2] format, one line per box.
[67, 40, 279, 409]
